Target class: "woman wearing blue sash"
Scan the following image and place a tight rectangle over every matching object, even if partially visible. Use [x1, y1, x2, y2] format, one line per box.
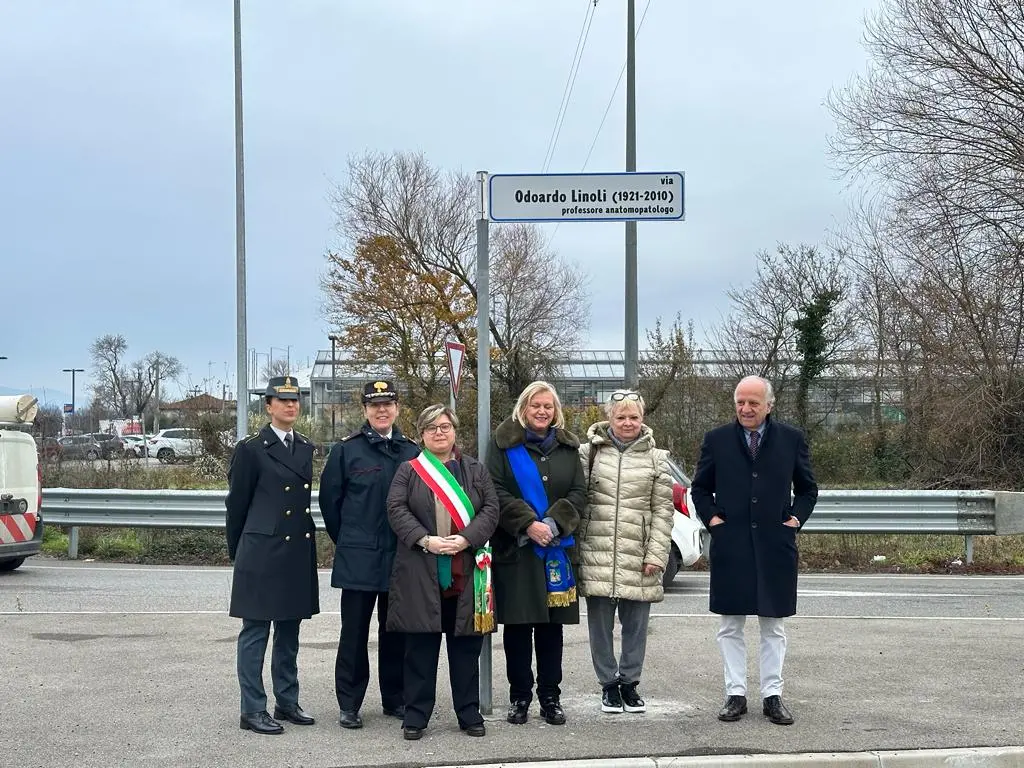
[486, 380, 587, 726]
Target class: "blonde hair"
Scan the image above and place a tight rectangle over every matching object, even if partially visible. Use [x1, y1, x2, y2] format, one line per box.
[512, 380, 565, 430]
[604, 388, 645, 419]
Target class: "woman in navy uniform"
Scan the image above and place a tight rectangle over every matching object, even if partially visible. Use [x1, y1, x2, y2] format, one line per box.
[318, 380, 420, 729]
[226, 375, 320, 735]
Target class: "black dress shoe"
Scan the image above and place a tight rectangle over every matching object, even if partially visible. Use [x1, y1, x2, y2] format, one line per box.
[506, 700, 530, 725]
[718, 695, 748, 722]
[539, 698, 566, 725]
[762, 695, 794, 725]
[239, 711, 284, 735]
[402, 725, 425, 740]
[273, 704, 314, 725]
[382, 705, 406, 719]
[338, 709, 363, 729]
[462, 723, 486, 737]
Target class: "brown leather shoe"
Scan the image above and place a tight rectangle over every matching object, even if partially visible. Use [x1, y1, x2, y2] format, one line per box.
[762, 695, 794, 725]
[717, 695, 747, 722]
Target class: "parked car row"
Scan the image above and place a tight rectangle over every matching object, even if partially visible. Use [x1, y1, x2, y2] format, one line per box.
[34, 429, 227, 464]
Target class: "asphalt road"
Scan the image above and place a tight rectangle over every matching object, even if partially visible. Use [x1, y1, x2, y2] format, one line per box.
[2, 562, 1022, 768]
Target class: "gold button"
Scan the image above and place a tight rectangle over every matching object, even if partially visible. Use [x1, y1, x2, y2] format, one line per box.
[304, 483, 310, 489]
[285, 510, 292, 516]
[285, 486, 291, 492]
[305, 532, 311, 539]
[285, 535, 291, 542]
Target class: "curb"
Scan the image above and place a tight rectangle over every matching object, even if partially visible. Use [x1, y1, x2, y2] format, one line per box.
[432, 746, 1024, 768]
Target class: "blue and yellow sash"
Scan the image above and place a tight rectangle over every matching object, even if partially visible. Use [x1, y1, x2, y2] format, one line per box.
[505, 444, 576, 608]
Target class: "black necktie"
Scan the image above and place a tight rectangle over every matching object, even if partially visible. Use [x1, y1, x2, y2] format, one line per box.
[749, 430, 760, 459]
[284, 433, 293, 454]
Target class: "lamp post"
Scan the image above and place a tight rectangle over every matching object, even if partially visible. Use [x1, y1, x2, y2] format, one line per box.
[327, 335, 340, 440]
[62, 367, 85, 433]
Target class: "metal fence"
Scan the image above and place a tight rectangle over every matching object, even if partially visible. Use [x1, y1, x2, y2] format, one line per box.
[40, 487, 1024, 562]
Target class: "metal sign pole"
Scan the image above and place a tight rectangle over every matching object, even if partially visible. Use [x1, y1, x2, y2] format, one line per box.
[475, 171, 493, 716]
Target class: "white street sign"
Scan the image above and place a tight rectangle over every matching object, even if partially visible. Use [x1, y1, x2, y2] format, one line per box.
[445, 341, 466, 399]
[488, 171, 684, 223]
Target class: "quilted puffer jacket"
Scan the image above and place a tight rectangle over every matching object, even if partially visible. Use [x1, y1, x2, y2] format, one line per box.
[577, 422, 675, 603]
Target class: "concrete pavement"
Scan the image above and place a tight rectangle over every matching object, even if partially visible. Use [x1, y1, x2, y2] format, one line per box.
[2, 563, 1023, 767]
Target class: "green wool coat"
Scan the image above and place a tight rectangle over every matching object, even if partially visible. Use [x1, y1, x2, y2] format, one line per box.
[485, 417, 587, 626]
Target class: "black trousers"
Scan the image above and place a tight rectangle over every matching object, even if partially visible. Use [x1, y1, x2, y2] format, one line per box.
[403, 595, 484, 730]
[237, 619, 300, 715]
[335, 589, 404, 713]
[503, 622, 563, 704]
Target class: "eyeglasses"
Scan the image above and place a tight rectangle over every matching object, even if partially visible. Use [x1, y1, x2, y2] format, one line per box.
[423, 423, 454, 435]
[610, 392, 642, 402]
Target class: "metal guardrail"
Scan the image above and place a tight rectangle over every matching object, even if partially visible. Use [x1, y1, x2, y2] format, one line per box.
[41, 487, 1024, 536]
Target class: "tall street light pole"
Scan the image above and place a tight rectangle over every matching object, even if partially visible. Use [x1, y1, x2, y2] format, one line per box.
[624, 0, 638, 388]
[62, 367, 85, 431]
[233, 0, 249, 442]
[327, 334, 340, 440]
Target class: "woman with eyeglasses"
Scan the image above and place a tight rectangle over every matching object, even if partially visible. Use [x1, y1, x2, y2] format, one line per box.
[577, 389, 675, 715]
[485, 380, 587, 727]
[385, 404, 499, 740]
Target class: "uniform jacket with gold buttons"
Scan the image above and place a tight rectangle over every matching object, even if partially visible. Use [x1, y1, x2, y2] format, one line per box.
[226, 424, 320, 621]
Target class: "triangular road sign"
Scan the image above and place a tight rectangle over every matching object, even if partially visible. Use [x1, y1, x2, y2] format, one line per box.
[445, 341, 467, 399]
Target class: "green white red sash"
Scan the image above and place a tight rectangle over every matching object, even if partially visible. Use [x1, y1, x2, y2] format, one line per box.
[409, 452, 494, 633]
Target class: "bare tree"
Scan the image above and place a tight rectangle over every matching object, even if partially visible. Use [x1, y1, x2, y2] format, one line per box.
[830, 0, 1024, 486]
[89, 335, 181, 419]
[708, 244, 858, 424]
[327, 151, 590, 400]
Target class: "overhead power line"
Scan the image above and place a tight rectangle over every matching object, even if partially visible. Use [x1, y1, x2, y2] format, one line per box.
[542, 0, 598, 173]
[580, 0, 652, 172]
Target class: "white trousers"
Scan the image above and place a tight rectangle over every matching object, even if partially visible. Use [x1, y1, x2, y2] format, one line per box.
[716, 615, 786, 698]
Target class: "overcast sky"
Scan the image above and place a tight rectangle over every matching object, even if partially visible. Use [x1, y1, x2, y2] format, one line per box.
[0, 0, 877, 403]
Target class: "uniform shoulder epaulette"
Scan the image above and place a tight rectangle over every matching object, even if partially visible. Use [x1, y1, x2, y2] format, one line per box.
[241, 432, 261, 444]
[294, 429, 309, 442]
[340, 430, 361, 442]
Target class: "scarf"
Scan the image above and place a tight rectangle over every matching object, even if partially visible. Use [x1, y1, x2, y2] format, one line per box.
[505, 442, 577, 608]
[409, 451, 494, 633]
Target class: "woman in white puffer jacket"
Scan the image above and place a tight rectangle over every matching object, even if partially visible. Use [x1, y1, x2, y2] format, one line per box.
[578, 389, 675, 715]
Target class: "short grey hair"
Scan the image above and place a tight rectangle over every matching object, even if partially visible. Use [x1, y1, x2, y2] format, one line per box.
[604, 389, 645, 419]
[735, 375, 776, 407]
[415, 404, 459, 435]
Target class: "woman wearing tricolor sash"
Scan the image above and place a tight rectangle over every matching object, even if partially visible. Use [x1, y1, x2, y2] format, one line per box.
[385, 404, 499, 741]
[485, 381, 587, 727]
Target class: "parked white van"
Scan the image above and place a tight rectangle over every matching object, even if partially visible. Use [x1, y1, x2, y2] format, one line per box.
[0, 395, 44, 571]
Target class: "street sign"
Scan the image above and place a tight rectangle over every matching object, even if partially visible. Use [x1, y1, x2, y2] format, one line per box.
[63, 403, 74, 415]
[488, 171, 684, 223]
[445, 341, 467, 399]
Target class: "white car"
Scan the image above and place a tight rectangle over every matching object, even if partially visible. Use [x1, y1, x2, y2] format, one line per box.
[147, 428, 202, 464]
[663, 456, 708, 586]
[121, 435, 149, 458]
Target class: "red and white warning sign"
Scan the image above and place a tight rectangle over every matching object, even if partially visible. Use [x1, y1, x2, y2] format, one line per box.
[0, 508, 37, 543]
[445, 341, 467, 399]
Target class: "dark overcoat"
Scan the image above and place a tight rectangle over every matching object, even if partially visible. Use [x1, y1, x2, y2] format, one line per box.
[318, 422, 420, 591]
[690, 417, 818, 618]
[485, 417, 587, 626]
[226, 424, 320, 621]
[385, 454, 499, 636]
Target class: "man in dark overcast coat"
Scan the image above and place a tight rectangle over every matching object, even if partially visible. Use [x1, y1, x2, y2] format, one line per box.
[691, 375, 817, 726]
